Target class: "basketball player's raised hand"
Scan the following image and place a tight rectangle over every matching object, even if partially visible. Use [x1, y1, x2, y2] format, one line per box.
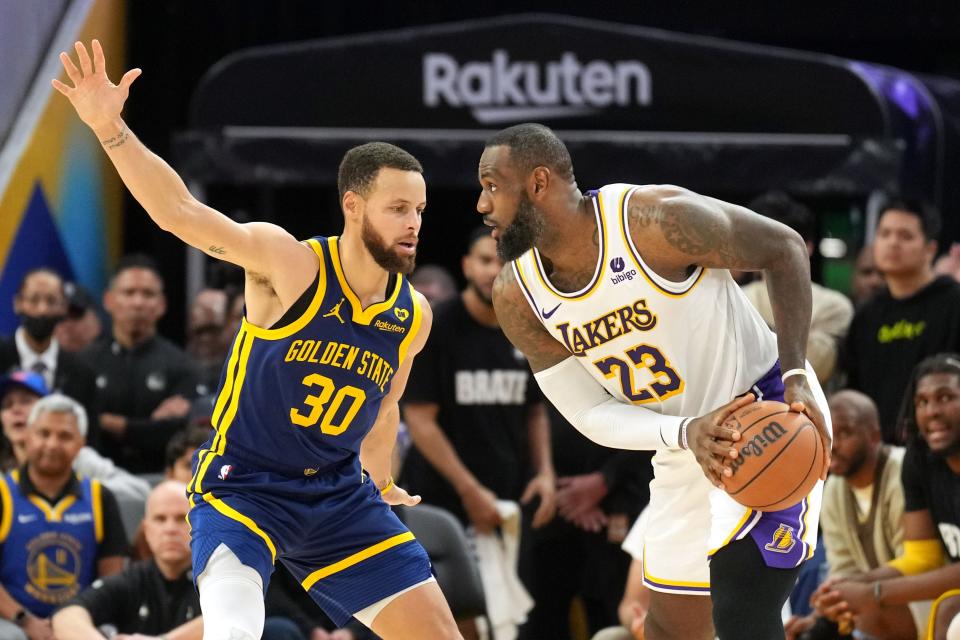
[686, 393, 755, 488]
[784, 378, 831, 480]
[51, 40, 141, 133]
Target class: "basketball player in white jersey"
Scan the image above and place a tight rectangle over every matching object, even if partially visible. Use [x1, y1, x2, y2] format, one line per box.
[479, 123, 832, 640]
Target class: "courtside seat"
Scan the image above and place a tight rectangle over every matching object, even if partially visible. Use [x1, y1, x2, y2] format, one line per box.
[396, 503, 487, 621]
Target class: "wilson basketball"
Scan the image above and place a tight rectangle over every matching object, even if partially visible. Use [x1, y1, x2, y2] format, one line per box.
[720, 400, 824, 511]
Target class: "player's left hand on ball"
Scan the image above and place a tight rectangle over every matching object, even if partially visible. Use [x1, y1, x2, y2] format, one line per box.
[687, 393, 754, 488]
[381, 483, 421, 507]
[783, 378, 831, 480]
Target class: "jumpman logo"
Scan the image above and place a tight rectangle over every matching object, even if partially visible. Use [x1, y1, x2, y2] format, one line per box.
[323, 298, 347, 324]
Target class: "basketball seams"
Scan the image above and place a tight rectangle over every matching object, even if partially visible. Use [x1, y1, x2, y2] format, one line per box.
[727, 425, 813, 497]
[735, 427, 820, 509]
[723, 400, 823, 511]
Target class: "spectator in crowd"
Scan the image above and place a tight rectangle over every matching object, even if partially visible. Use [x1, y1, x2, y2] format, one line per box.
[0, 372, 45, 472]
[816, 354, 960, 640]
[843, 199, 960, 442]
[784, 390, 915, 640]
[0, 269, 99, 446]
[409, 264, 458, 306]
[0, 394, 126, 639]
[185, 288, 229, 395]
[54, 283, 102, 354]
[401, 227, 556, 636]
[523, 406, 653, 640]
[851, 244, 886, 309]
[165, 425, 209, 484]
[219, 287, 245, 354]
[52, 480, 201, 640]
[131, 426, 210, 560]
[0, 371, 150, 505]
[81, 255, 201, 473]
[741, 192, 854, 387]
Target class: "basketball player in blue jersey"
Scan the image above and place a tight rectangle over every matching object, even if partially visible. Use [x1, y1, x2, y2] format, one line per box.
[54, 41, 462, 640]
[477, 123, 833, 640]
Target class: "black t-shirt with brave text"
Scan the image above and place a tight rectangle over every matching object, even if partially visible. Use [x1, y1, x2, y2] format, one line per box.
[401, 297, 540, 523]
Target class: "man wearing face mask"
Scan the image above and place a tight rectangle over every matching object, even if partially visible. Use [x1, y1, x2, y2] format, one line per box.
[0, 269, 99, 448]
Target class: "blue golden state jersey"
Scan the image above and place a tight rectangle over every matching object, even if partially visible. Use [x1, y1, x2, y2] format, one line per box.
[0, 471, 104, 617]
[191, 236, 422, 484]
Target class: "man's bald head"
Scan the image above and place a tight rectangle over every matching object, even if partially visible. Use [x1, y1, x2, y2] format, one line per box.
[828, 390, 880, 435]
[144, 480, 191, 570]
[828, 390, 882, 480]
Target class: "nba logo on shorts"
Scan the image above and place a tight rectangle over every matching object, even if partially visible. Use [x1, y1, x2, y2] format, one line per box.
[764, 524, 797, 553]
[218, 465, 234, 481]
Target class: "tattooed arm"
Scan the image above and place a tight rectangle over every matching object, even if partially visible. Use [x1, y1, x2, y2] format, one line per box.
[52, 40, 313, 289]
[625, 186, 830, 466]
[492, 266, 572, 373]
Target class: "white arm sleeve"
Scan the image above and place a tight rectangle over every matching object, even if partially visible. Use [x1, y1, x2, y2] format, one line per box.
[534, 356, 686, 451]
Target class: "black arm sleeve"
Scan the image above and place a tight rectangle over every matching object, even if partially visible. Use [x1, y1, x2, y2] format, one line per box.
[96, 486, 129, 559]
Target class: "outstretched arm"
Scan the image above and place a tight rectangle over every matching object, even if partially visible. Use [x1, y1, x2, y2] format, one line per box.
[625, 186, 829, 471]
[52, 40, 314, 286]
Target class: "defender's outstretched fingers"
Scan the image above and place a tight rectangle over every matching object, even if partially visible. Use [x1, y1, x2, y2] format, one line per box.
[74, 41, 93, 76]
[91, 39, 105, 75]
[51, 78, 71, 95]
[59, 52, 81, 84]
[118, 68, 142, 91]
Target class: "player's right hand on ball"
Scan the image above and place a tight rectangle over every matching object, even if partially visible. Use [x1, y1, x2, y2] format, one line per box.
[52, 40, 141, 132]
[381, 483, 421, 507]
[687, 393, 755, 488]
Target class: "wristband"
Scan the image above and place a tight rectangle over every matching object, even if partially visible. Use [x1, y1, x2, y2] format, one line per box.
[780, 368, 808, 384]
[379, 477, 395, 494]
[679, 417, 692, 450]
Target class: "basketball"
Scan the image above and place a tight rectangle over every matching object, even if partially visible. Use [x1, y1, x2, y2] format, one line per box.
[720, 400, 825, 511]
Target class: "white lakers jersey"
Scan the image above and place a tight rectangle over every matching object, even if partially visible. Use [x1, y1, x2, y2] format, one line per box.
[512, 183, 779, 419]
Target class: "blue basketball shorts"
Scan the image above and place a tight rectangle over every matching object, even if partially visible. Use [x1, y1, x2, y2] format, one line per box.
[187, 452, 433, 626]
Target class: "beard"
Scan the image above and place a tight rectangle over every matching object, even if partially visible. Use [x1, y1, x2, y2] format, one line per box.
[496, 192, 544, 261]
[834, 447, 868, 479]
[361, 214, 416, 274]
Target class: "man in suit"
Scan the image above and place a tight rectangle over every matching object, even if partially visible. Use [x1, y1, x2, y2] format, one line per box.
[0, 269, 99, 447]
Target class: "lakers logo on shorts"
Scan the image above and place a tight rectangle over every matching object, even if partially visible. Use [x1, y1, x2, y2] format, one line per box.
[394, 307, 409, 321]
[764, 524, 797, 554]
[25, 532, 82, 605]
